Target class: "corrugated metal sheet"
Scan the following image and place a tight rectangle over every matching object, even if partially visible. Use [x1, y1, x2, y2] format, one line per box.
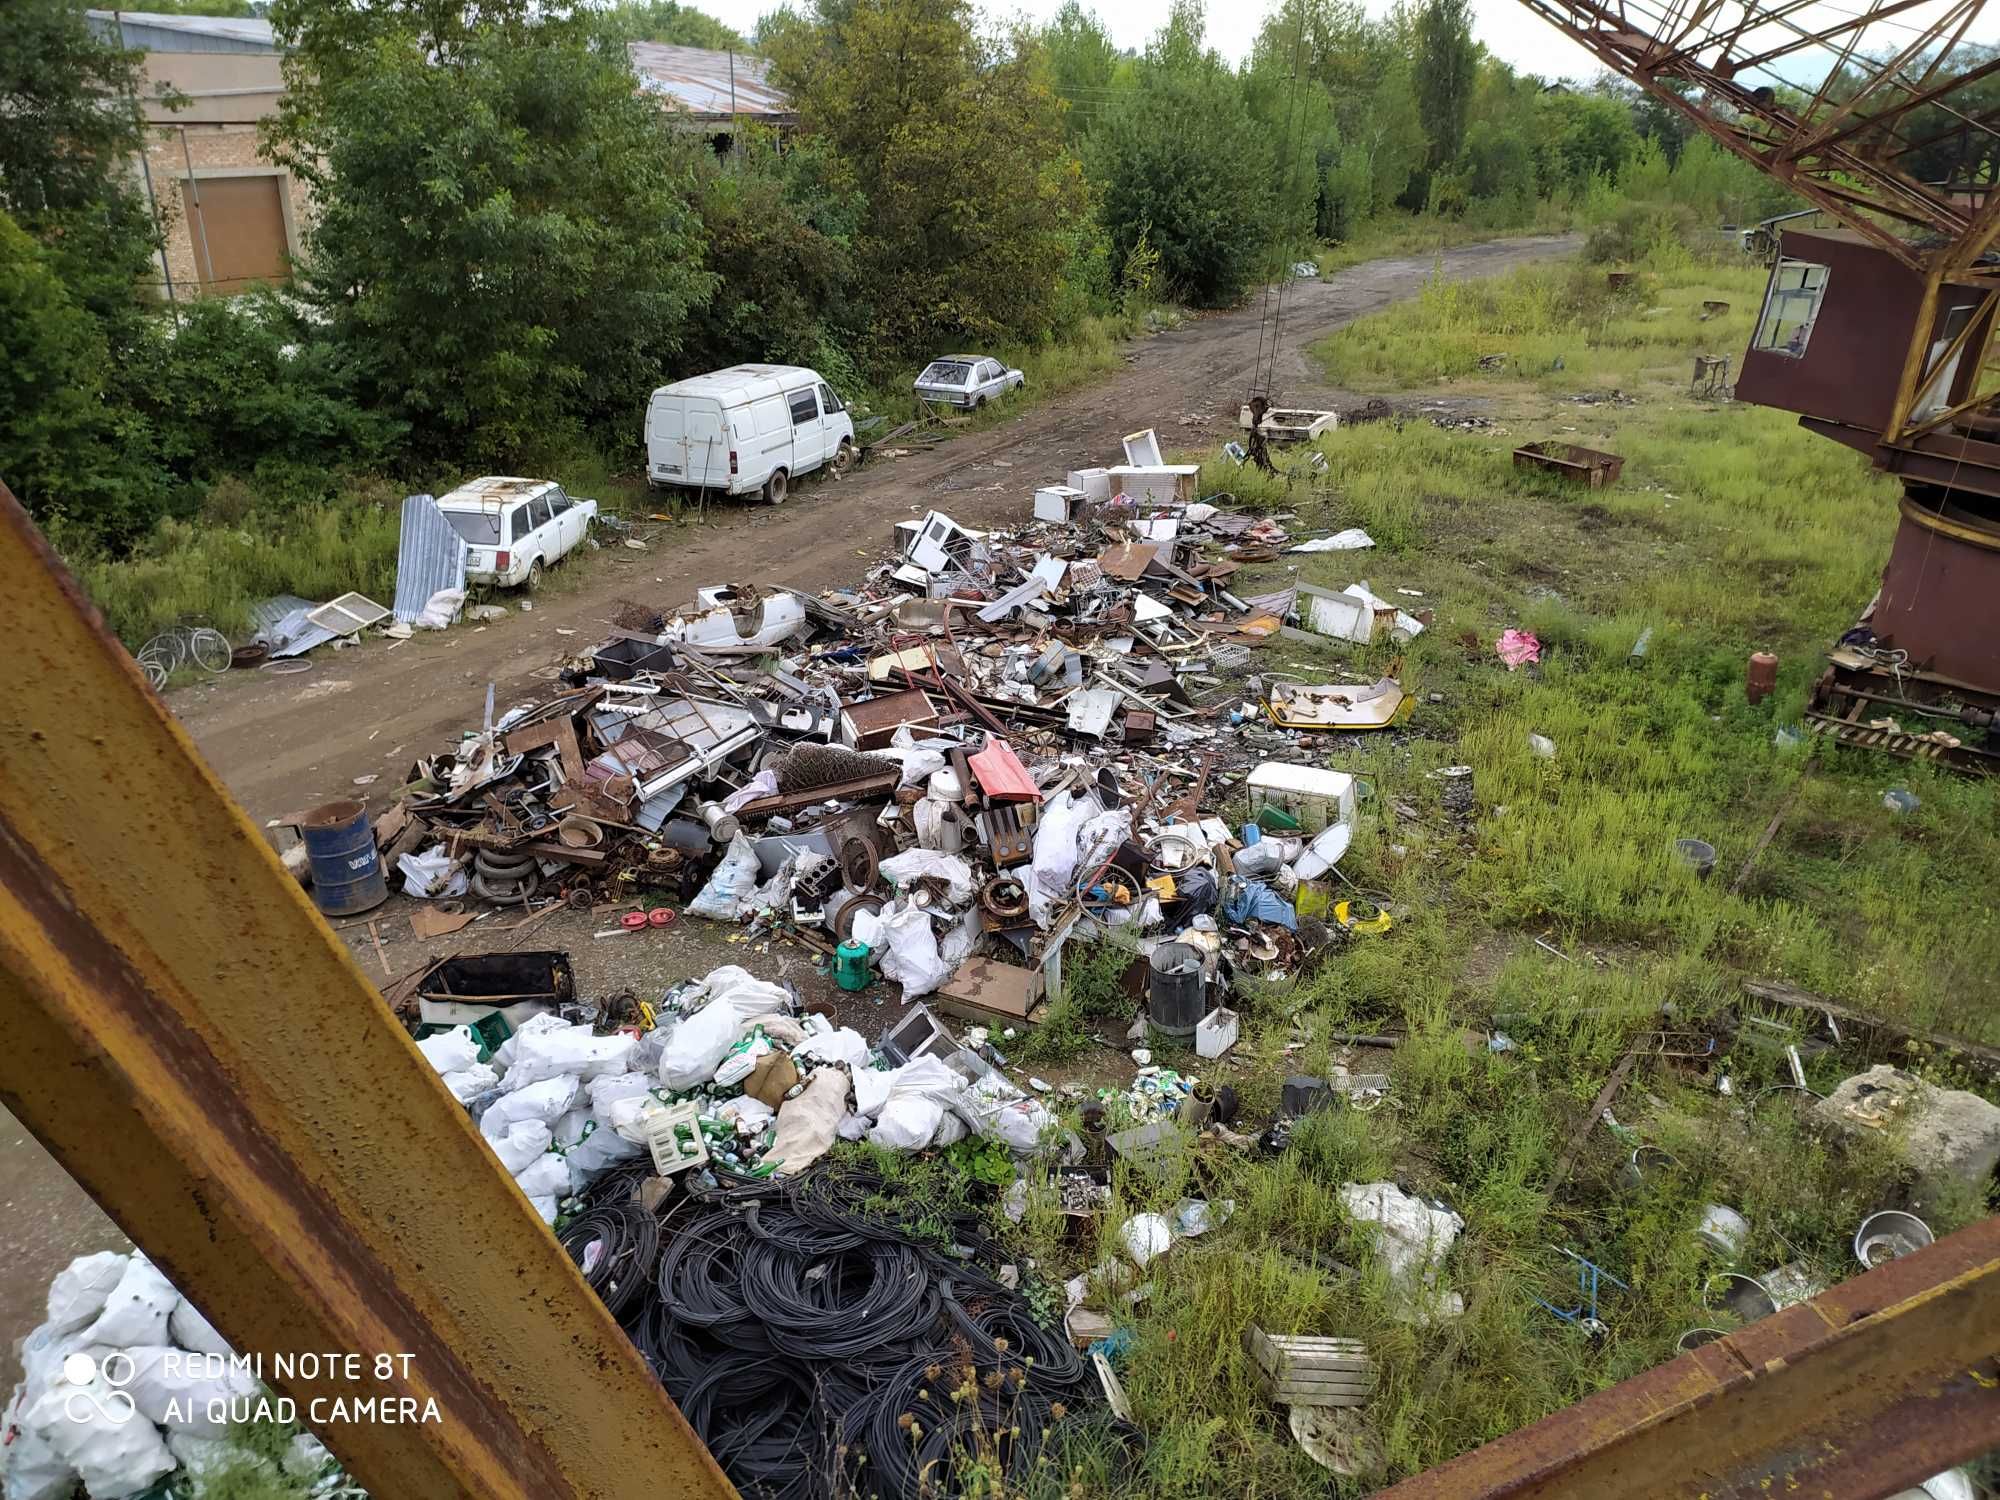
[393, 493, 469, 624]
[628, 43, 794, 121]
[248, 594, 335, 659]
[85, 11, 278, 52]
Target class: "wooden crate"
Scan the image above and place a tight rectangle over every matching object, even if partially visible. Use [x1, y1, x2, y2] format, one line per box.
[1243, 1326, 1375, 1409]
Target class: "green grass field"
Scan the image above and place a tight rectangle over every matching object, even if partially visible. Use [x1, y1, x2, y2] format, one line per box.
[1007, 251, 1999, 1498]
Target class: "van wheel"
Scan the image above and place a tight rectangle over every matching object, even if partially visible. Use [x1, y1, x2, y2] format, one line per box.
[525, 558, 545, 591]
[830, 440, 856, 477]
[764, 469, 789, 506]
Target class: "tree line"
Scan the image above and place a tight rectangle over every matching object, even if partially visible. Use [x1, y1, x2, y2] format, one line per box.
[2, 0, 1816, 557]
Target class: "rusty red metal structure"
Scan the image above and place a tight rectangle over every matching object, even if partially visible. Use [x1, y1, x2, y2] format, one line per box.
[1516, 0, 2000, 766]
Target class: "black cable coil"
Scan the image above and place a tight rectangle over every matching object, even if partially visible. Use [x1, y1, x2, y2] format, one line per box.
[561, 1167, 1125, 1498]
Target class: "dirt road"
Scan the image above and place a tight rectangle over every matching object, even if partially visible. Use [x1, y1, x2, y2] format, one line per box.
[172, 234, 1575, 822]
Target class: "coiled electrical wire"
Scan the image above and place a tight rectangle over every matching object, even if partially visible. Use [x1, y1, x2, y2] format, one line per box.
[603, 1168, 1128, 1500]
[557, 1203, 660, 1324]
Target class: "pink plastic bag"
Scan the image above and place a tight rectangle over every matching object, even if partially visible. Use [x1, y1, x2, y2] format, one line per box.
[1496, 629, 1542, 670]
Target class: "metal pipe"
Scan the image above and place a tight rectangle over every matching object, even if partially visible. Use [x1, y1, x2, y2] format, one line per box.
[178, 126, 216, 291]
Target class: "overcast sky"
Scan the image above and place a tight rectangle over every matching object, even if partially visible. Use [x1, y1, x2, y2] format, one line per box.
[692, 0, 1611, 79]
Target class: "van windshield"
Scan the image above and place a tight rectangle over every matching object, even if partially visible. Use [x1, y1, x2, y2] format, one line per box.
[919, 360, 972, 385]
[442, 510, 502, 546]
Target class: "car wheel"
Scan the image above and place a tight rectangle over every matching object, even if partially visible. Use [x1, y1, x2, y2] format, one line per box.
[765, 468, 789, 506]
[525, 558, 545, 591]
[830, 440, 856, 477]
[974, 395, 987, 410]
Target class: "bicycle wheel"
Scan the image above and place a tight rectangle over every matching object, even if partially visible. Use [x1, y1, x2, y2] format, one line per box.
[142, 632, 188, 670]
[189, 627, 232, 674]
[136, 650, 169, 690]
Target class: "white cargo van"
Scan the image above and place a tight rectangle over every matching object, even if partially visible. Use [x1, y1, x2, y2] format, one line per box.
[644, 364, 856, 506]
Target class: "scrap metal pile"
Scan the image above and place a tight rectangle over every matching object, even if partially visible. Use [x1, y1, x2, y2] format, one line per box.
[373, 427, 1411, 1011]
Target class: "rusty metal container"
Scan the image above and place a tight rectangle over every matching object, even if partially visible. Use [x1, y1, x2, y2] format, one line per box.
[1512, 442, 1625, 489]
[1747, 651, 1778, 704]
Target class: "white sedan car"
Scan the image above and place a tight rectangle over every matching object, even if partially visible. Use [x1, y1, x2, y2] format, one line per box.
[913, 356, 1026, 411]
[437, 476, 597, 591]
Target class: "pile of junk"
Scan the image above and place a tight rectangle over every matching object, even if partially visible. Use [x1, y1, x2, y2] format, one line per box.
[291, 427, 1428, 1026]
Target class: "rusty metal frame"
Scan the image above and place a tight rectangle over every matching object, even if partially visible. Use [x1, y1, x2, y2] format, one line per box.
[1379, 1215, 2000, 1498]
[0, 484, 736, 1499]
[1511, 0, 1997, 270]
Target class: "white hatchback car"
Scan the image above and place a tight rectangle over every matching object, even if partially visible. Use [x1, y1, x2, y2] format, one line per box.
[437, 476, 597, 591]
[913, 355, 1026, 411]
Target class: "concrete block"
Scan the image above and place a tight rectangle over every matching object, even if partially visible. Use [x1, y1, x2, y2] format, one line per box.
[1812, 1064, 2000, 1190]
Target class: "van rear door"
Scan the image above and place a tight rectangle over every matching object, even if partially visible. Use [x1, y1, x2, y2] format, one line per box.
[683, 399, 731, 488]
[647, 395, 685, 484]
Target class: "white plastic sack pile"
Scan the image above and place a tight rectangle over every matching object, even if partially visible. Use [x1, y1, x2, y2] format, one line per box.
[1027, 791, 1097, 928]
[414, 586, 466, 630]
[1340, 1181, 1464, 1321]
[858, 1055, 967, 1150]
[878, 848, 976, 905]
[1, 1251, 261, 1500]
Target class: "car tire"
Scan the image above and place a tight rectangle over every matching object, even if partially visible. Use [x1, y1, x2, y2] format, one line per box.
[830, 440, 856, 477]
[525, 558, 545, 591]
[974, 395, 987, 411]
[765, 468, 789, 506]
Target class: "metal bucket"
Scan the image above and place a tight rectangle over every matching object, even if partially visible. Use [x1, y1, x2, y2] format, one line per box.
[1706, 1272, 1777, 1323]
[1694, 1204, 1751, 1258]
[1675, 1327, 1727, 1353]
[1147, 942, 1204, 1036]
[1854, 1210, 1933, 1269]
[301, 799, 386, 916]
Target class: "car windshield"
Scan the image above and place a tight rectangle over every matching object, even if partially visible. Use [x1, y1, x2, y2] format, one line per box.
[442, 509, 502, 546]
[919, 360, 972, 385]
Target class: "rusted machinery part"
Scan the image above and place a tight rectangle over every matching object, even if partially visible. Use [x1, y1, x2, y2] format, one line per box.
[1375, 1214, 2000, 1500]
[978, 873, 1029, 922]
[839, 836, 880, 894]
[0, 484, 736, 1500]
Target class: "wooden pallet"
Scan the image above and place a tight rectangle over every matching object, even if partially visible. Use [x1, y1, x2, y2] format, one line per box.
[1243, 1326, 1375, 1409]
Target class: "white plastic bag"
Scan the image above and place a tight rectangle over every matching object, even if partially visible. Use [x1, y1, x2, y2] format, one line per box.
[414, 587, 466, 630]
[396, 845, 467, 899]
[478, 1075, 578, 1140]
[657, 1002, 739, 1090]
[687, 833, 761, 921]
[1119, 1213, 1174, 1267]
[489, 1120, 554, 1175]
[985, 1097, 1055, 1153]
[81, 1255, 176, 1348]
[26, 1377, 175, 1499]
[869, 1095, 946, 1150]
[1, 1396, 76, 1500]
[123, 1345, 260, 1436]
[676, 965, 793, 1022]
[877, 904, 950, 998]
[501, 1026, 636, 1090]
[1028, 791, 1094, 927]
[167, 1298, 232, 1359]
[513, 1153, 570, 1200]
[45, 1252, 130, 1335]
[794, 1026, 870, 1068]
[440, 1062, 499, 1103]
[878, 848, 975, 904]
[416, 1026, 481, 1074]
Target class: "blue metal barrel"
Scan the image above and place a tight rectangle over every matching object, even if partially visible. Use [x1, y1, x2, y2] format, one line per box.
[301, 799, 387, 916]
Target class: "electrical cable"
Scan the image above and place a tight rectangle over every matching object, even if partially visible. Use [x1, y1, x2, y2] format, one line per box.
[565, 1166, 1115, 1499]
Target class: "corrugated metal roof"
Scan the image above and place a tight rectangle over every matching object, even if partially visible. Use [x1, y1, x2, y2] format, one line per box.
[627, 43, 793, 121]
[435, 476, 557, 510]
[392, 493, 469, 625]
[249, 594, 335, 658]
[86, 11, 278, 52]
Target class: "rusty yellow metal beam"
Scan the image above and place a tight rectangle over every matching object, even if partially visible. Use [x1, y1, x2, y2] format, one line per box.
[0, 486, 735, 1500]
[1378, 1215, 2000, 1499]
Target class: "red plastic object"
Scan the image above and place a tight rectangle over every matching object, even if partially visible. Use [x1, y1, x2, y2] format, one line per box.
[619, 911, 650, 931]
[967, 736, 1042, 803]
[648, 907, 676, 927]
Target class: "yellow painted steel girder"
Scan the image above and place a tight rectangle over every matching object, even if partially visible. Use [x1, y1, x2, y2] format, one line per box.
[0, 487, 735, 1499]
